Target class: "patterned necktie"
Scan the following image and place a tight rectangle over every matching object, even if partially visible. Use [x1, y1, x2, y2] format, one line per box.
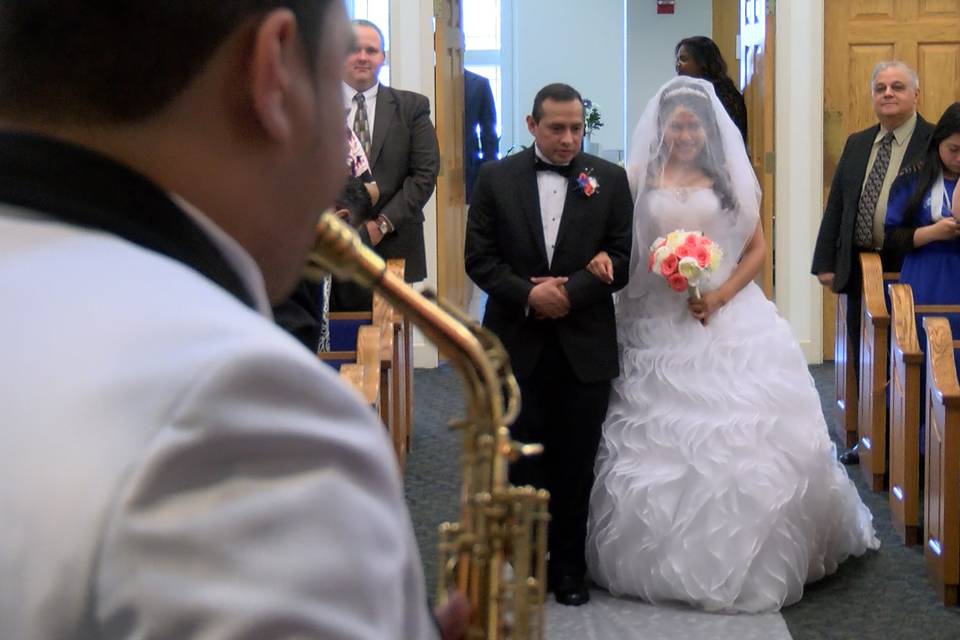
[352, 93, 371, 159]
[855, 131, 895, 249]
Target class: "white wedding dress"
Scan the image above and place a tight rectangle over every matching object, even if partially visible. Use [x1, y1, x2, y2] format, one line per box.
[586, 187, 880, 613]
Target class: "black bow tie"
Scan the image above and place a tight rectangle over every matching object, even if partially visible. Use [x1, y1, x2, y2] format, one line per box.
[534, 156, 573, 177]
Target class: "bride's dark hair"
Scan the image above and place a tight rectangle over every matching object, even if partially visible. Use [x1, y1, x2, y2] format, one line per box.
[647, 84, 737, 212]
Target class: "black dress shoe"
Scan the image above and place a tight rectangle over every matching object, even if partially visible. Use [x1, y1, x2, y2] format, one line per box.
[839, 444, 860, 465]
[553, 575, 590, 606]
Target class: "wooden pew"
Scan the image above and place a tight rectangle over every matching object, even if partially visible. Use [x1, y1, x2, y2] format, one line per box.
[857, 252, 898, 491]
[889, 283, 924, 545]
[889, 286, 960, 546]
[835, 293, 859, 448]
[922, 316, 960, 606]
[338, 324, 383, 409]
[384, 260, 414, 457]
[318, 260, 413, 468]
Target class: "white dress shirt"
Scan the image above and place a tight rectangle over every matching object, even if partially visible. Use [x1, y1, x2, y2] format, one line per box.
[862, 111, 918, 248]
[344, 82, 379, 141]
[534, 145, 569, 266]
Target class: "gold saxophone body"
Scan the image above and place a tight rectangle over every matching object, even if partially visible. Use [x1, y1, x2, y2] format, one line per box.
[304, 212, 549, 640]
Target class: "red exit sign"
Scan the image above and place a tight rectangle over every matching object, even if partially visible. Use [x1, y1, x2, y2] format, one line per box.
[657, 0, 675, 14]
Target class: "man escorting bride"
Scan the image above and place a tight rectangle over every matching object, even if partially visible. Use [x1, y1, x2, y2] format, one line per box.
[585, 76, 880, 613]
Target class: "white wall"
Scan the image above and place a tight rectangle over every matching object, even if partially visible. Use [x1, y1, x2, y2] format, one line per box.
[626, 1, 712, 157]
[505, 0, 627, 157]
[775, 2, 825, 362]
[389, 0, 439, 367]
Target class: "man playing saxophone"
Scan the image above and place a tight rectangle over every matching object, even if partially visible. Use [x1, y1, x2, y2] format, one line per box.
[0, 1, 464, 638]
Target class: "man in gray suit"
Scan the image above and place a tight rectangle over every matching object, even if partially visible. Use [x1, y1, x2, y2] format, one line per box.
[344, 19, 440, 283]
[811, 60, 933, 464]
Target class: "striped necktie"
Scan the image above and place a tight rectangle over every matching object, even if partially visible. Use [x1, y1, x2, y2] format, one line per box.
[352, 92, 372, 159]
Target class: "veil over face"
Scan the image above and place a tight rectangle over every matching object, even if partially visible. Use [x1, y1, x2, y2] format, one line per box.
[623, 76, 760, 300]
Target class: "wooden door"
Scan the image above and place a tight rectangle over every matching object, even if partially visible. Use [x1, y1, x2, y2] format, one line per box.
[739, 0, 775, 299]
[822, 0, 960, 359]
[434, 0, 471, 311]
[713, 0, 740, 87]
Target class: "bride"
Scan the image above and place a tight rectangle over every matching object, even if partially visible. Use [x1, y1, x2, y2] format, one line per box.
[584, 77, 879, 613]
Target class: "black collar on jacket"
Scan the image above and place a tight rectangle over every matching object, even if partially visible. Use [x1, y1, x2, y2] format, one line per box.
[0, 130, 255, 308]
[516, 146, 589, 268]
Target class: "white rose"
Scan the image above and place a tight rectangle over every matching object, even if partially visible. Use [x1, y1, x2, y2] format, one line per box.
[678, 256, 703, 283]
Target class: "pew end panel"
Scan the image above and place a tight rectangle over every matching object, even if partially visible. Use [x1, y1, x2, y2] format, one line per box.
[858, 252, 892, 491]
[922, 316, 960, 606]
[835, 293, 860, 448]
[888, 283, 923, 545]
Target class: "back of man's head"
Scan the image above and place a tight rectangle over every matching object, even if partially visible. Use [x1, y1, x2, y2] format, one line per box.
[0, 1, 327, 125]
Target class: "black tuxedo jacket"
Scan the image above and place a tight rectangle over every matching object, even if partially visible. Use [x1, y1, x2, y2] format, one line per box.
[463, 70, 498, 203]
[811, 115, 933, 293]
[465, 147, 633, 383]
[368, 83, 440, 282]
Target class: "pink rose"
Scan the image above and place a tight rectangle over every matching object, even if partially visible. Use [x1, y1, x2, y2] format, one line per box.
[684, 234, 699, 248]
[695, 246, 710, 268]
[667, 272, 688, 292]
[659, 253, 679, 276]
[698, 236, 711, 247]
[675, 244, 692, 259]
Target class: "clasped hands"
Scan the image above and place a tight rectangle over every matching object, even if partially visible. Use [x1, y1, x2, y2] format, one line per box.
[529, 250, 616, 319]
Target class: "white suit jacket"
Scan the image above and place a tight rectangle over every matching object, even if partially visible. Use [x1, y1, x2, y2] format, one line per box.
[0, 206, 438, 639]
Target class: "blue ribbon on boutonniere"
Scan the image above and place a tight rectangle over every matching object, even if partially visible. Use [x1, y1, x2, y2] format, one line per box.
[573, 167, 599, 197]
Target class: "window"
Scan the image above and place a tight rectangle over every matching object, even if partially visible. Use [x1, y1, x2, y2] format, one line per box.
[464, 0, 500, 51]
[464, 0, 507, 147]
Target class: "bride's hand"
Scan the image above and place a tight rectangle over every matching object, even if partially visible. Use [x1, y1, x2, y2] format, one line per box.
[586, 251, 614, 284]
[688, 290, 727, 325]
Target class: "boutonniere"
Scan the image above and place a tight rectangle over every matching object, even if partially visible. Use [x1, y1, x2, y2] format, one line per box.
[574, 167, 599, 197]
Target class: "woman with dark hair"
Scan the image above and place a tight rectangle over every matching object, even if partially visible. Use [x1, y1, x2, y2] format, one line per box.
[584, 77, 878, 613]
[884, 102, 960, 367]
[675, 35, 748, 143]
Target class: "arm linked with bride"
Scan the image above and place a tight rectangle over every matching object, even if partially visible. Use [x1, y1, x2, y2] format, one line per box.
[687, 221, 765, 324]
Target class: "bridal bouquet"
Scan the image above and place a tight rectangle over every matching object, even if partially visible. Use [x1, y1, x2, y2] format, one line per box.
[648, 230, 722, 298]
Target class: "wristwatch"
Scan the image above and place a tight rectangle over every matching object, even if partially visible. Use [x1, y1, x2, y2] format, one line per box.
[376, 216, 390, 235]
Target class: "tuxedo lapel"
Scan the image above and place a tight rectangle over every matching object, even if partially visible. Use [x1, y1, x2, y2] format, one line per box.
[552, 154, 586, 255]
[369, 83, 394, 168]
[517, 149, 549, 265]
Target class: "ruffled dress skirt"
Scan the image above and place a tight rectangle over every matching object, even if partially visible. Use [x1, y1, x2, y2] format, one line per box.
[586, 282, 879, 613]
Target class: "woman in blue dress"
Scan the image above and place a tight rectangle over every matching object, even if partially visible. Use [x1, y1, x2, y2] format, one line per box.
[885, 103, 960, 452]
[885, 102, 960, 334]
[886, 102, 960, 303]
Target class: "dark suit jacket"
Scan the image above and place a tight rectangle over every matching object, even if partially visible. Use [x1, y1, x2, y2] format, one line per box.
[368, 83, 440, 282]
[463, 70, 498, 203]
[811, 115, 934, 293]
[465, 148, 633, 383]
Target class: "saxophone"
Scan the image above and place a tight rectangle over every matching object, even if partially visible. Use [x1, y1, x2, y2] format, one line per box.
[303, 212, 549, 640]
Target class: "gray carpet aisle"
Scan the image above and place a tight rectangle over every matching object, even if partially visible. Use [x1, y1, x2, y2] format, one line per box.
[403, 364, 960, 639]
